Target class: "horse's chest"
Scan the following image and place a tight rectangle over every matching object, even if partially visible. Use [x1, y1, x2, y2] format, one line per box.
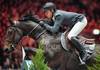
[40, 34, 62, 58]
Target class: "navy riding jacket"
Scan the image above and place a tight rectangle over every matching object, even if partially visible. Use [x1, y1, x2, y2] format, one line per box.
[43, 10, 85, 33]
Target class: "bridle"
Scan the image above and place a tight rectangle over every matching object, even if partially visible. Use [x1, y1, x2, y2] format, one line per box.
[5, 23, 46, 52]
[26, 24, 46, 39]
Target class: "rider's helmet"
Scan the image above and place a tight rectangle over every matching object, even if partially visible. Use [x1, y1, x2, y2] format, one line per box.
[43, 2, 56, 13]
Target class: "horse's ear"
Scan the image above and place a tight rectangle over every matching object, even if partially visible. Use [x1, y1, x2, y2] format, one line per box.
[8, 18, 14, 26]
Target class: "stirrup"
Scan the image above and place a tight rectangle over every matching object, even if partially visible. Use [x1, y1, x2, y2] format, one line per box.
[79, 56, 85, 65]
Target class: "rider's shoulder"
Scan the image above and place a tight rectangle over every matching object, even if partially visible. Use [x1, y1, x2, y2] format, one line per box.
[54, 10, 64, 18]
[54, 10, 62, 16]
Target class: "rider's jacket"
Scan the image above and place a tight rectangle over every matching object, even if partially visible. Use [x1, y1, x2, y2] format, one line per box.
[43, 10, 85, 33]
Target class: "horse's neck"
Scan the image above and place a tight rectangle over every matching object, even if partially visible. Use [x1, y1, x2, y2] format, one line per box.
[16, 21, 44, 38]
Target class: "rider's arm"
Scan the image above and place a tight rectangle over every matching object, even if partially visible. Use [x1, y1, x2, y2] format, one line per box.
[43, 15, 64, 33]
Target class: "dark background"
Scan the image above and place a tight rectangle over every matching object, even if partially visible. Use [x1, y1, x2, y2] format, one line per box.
[0, 0, 100, 69]
[0, 0, 100, 48]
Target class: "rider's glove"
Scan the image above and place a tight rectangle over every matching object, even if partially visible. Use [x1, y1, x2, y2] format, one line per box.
[39, 21, 45, 27]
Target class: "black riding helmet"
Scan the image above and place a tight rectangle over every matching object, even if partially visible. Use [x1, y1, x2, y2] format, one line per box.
[43, 2, 56, 13]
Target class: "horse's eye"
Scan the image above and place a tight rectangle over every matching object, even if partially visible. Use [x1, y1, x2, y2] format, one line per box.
[8, 30, 14, 35]
[8, 31, 12, 34]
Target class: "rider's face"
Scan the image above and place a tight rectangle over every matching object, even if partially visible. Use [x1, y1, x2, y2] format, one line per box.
[44, 10, 53, 19]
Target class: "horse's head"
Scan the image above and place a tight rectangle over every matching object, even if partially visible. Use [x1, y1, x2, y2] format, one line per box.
[4, 26, 23, 52]
[3, 20, 45, 52]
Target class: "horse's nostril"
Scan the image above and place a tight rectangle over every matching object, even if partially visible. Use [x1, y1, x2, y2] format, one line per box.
[4, 48, 11, 53]
[4, 48, 9, 52]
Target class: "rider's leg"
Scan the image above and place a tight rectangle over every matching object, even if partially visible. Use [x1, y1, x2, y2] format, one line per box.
[71, 37, 87, 62]
[67, 17, 87, 62]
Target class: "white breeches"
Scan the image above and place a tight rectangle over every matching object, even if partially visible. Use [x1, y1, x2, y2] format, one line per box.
[67, 17, 87, 40]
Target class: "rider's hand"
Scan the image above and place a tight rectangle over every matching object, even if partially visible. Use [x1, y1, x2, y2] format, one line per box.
[39, 21, 45, 27]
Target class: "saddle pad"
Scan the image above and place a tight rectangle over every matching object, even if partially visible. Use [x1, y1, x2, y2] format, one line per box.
[85, 40, 95, 44]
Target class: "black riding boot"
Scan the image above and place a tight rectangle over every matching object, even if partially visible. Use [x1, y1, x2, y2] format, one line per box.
[71, 37, 88, 62]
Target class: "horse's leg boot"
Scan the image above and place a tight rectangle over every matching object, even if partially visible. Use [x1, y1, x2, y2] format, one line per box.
[71, 37, 88, 63]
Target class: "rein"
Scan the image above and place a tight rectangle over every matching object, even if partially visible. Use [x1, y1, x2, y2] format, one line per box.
[35, 30, 46, 39]
[25, 24, 46, 39]
[26, 24, 39, 36]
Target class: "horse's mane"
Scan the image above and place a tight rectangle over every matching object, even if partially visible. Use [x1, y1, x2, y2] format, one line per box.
[13, 21, 44, 36]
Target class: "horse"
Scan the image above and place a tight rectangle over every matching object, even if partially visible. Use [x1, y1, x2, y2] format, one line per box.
[3, 20, 95, 70]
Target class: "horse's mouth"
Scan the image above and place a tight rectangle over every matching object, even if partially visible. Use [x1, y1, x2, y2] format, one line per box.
[3, 41, 13, 52]
[3, 45, 10, 52]
[3, 44, 15, 53]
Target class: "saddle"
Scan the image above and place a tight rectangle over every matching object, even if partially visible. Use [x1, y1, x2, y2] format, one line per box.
[61, 32, 95, 51]
[77, 36, 95, 45]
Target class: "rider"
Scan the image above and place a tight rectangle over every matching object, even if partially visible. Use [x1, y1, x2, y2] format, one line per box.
[39, 2, 88, 63]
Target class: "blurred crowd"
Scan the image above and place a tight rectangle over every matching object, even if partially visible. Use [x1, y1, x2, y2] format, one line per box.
[0, 0, 100, 69]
